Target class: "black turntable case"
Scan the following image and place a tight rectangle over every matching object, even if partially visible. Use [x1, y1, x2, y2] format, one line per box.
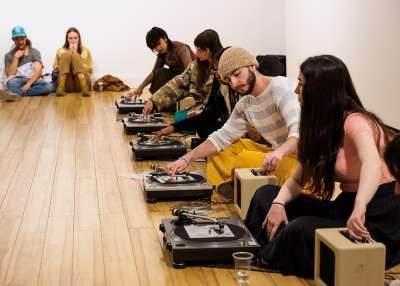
[115, 97, 146, 114]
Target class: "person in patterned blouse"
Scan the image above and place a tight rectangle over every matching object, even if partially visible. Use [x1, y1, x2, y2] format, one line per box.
[141, 29, 223, 115]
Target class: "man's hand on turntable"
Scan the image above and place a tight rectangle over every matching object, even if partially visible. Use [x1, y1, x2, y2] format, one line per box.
[166, 156, 190, 176]
[152, 125, 175, 141]
[128, 86, 143, 98]
[142, 100, 154, 116]
[263, 202, 288, 240]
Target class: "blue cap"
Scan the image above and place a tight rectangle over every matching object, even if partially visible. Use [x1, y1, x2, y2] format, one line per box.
[11, 26, 27, 38]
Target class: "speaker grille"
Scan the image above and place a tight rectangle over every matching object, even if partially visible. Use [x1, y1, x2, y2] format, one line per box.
[236, 178, 241, 208]
[320, 241, 335, 286]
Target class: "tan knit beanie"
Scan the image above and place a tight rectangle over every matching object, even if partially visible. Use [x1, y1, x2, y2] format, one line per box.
[218, 47, 258, 80]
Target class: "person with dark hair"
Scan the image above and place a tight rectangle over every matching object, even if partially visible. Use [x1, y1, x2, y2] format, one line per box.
[1, 26, 54, 101]
[166, 47, 300, 189]
[129, 27, 195, 97]
[141, 29, 223, 115]
[152, 47, 241, 143]
[53, 27, 93, 96]
[243, 55, 400, 278]
[385, 134, 400, 193]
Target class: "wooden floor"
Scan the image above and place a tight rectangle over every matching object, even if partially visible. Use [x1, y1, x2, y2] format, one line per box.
[0, 91, 394, 286]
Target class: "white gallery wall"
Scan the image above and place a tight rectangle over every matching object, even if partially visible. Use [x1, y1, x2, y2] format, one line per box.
[1, 0, 398, 128]
[1, 0, 285, 86]
[285, 0, 400, 128]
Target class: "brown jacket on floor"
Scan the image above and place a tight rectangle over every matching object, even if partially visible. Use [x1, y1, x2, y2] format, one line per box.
[94, 75, 130, 92]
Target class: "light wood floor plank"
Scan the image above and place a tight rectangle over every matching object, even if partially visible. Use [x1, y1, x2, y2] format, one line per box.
[129, 228, 173, 286]
[39, 216, 74, 286]
[0, 212, 22, 285]
[100, 214, 140, 286]
[72, 230, 106, 286]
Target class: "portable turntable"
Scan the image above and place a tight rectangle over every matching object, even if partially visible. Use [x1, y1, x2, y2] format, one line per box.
[122, 112, 169, 134]
[159, 208, 260, 268]
[115, 96, 146, 114]
[143, 164, 213, 202]
[129, 134, 187, 160]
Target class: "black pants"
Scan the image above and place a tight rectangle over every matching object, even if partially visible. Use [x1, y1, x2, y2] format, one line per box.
[149, 68, 179, 94]
[245, 182, 400, 278]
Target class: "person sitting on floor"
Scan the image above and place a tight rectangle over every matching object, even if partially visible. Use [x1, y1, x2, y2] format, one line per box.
[53, 27, 93, 97]
[151, 47, 241, 144]
[128, 27, 195, 97]
[2, 26, 54, 101]
[385, 133, 400, 194]
[244, 55, 400, 278]
[166, 47, 300, 189]
[141, 29, 223, 116]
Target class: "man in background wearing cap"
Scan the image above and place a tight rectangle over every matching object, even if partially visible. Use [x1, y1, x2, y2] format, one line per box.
[166, 47, 300, 193]
[0, 26, 54, 101]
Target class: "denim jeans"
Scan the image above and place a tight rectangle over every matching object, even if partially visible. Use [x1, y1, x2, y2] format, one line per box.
[7, 77, 54, 96]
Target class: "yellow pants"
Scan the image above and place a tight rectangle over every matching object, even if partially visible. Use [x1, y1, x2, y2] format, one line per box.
[58, 53, 91, 92]
[207, 139, 298, 186]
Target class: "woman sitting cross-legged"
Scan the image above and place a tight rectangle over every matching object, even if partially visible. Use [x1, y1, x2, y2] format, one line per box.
[245, 55, 400, 278]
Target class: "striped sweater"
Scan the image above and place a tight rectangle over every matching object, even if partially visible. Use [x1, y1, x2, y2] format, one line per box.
[208, 76, 300, 151]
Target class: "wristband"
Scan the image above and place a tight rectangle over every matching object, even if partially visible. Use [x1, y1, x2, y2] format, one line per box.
[271, 201, 286, 207]
[178, 157, 190, 166]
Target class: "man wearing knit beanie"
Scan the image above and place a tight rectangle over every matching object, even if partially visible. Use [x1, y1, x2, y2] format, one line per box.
[217, 47, 258, 94]
[167, 47, 300, 195]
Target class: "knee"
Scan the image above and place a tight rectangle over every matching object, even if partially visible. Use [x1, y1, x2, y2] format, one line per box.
[235, 150, 265, 169]
[60, 52, 72, 60]
[45, 82, 55, 93]
[252, 184, 280, 204]
[7, 77, 20, 87]
[71, 53, 81, 60]
[7, 78, 22, 92]
[284, 216, 318, 241]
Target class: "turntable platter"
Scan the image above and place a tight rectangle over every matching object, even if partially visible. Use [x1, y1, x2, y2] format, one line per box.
[149, 172, 205, 185]
[143, 171, 212, 202]
[174, 222, 246, 242]
[137, 138, 179, 147]
[123, 98, 144, 104]
[128, 116, 164, 123]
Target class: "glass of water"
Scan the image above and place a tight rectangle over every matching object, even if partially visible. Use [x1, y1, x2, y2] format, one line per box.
[232, 251, 253, 284]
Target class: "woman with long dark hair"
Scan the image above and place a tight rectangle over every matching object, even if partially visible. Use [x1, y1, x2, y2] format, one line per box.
[53, 27, 92, 96]
[245, 55, 400, 278]
[129, 27, 195, 97]
[151, 47, 241, 144]
[142, 29, 223, 115]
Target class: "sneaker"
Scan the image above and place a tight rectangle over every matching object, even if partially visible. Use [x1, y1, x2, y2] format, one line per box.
[0, 90, 21, 102]
[216, 180, 234, 200]
[55, 88, 65, 96]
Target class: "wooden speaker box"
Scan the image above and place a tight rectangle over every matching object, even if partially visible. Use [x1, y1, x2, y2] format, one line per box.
[233, 168, 277, 219]
[314, 228, 385, 286]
